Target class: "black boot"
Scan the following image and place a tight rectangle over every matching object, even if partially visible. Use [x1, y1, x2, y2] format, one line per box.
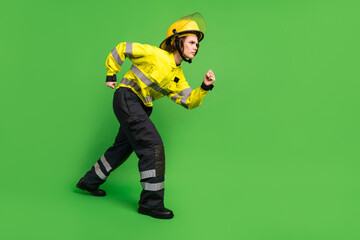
[138, 205, 174, 219]
[76, 178, 106, 197]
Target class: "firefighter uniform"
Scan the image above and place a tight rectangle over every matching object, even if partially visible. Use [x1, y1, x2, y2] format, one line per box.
[82, 42, 213, 209]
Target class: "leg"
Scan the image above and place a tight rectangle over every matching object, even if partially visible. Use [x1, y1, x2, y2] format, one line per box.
[82, 126, 133, 189]
[113, 88, 168, 210]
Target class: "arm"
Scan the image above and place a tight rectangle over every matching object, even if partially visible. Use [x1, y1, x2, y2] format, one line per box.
[105, 42, 154, 88]
[168, 70, 216, 110]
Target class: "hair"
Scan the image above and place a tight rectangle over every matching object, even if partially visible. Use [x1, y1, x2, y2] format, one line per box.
[170, 37, 185, 52]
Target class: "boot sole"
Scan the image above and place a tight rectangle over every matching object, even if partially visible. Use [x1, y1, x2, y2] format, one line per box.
[138, 207, 174, 219]
[76, 179, 106, 197]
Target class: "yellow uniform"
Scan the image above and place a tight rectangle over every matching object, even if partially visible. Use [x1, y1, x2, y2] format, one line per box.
[79, 13, 211, 219]
[106, 42, 210, 109]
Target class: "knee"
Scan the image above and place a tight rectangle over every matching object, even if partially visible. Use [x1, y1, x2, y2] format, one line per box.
[154, 145, 165, 176]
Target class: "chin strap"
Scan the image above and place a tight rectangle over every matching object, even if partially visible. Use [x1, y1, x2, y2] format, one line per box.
[173, 29, 192, 64]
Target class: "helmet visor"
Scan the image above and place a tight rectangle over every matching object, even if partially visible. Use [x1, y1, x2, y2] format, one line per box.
[160, 12, 206, 51]
[175, 12, 207, 36]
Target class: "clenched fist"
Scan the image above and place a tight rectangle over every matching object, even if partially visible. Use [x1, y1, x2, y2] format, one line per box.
[203, 70, 216, 86]
[106, 82, 117, 89]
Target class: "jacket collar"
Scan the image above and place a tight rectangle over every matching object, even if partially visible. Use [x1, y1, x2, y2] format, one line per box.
[169, 52, 181, 69]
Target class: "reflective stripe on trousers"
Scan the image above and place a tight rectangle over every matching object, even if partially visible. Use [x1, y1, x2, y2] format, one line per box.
[93, 155, 112, 180]
[141, 182, 165, 191]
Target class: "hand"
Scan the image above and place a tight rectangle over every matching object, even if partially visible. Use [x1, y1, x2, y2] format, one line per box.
[203, 70, 216, 86]
[106, 82, 117, 89]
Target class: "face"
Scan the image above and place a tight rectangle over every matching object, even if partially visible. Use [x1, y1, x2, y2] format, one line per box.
[182, 35, 199, 59]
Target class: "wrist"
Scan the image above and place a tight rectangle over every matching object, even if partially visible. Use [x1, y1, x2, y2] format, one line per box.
[106, 75, 117, 82]
[201, 82, 214, 91]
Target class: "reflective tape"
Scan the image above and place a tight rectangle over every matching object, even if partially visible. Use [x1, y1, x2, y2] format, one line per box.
[171, 87, 192, 108]
[100, 155, 112, 172]
[94, 162, 107, 180]
[121, 78, 141, 91]
[125, 42, 133, 56]
[143, 96, 153, 103]
[171, 87, 192, 102]
[120, 78, 153, 103]
[180, 95, 190, 109]
[141, 182, 164, 191]
[140, 169, 156, 179]
[111, 47, 123, 67]
[130, 65, 168, 95]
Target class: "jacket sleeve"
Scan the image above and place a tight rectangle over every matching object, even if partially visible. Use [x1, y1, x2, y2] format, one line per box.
[168, 71, 211, 110]
[105, 42, 154, 81]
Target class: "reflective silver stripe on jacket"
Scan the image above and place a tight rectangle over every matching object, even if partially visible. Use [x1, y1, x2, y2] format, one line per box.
[180, 95, 190, 108]
[121, 78, 141, 91]
[140, 169, 156, 179]
[111, 48, 123, 67]
[125, 42, 133, 57]
[171, 87, 192, 102]
[141, 182, 164, 191]
[130, 65, 169, 96]
[94, 162, 107, 180]
[120, 78, 153, 103]
[171, 87, 192, 108]
[100, 155, 112, 172]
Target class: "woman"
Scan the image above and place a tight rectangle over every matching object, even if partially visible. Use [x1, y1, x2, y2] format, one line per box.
[76, 13, 215, 219]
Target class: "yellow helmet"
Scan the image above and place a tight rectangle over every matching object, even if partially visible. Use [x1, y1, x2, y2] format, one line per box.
[160, 12, 206, 52]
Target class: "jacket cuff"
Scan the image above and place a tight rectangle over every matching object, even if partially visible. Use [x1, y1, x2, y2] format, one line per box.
[201, 82, 214, 91]
[106, 75, 117, 82]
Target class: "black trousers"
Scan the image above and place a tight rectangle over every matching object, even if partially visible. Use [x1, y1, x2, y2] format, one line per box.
[83, 87, 166, 208]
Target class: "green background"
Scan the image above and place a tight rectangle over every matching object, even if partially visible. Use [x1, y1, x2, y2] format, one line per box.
[1, 0, 360, 239]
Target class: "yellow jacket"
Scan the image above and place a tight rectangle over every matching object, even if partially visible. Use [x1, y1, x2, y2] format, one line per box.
[105, 42, 211, 109]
